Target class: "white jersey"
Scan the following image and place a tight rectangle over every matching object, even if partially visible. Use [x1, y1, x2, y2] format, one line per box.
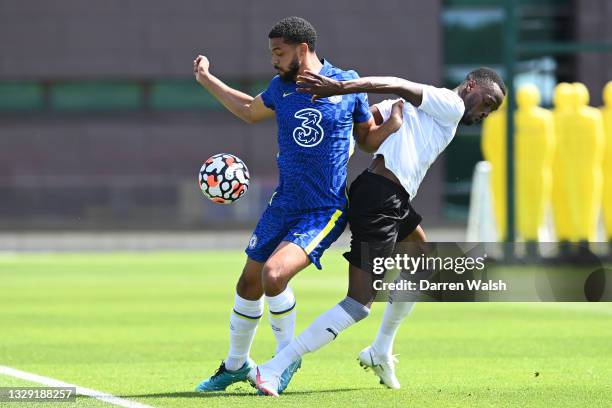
[373, 85, 465, 198]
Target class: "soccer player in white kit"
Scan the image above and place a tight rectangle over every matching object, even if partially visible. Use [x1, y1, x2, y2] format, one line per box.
[251, 68, 506, 395]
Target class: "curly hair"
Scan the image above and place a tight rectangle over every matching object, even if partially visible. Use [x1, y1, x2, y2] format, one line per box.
[466, 67, 507, 95]
[268, 16, 317, 51]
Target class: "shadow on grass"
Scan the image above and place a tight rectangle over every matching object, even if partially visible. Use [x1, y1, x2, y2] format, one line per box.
[121, 387, 377, 399]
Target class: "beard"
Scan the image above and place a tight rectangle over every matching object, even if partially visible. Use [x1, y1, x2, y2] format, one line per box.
[276, 56, 300, 82]
[460, 115, 473, 125]
[460, 110, 475, 125]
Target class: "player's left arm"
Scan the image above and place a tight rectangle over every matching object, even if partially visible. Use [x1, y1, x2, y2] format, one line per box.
[297, 71, 423, 107]
[354, 100, 404, 153]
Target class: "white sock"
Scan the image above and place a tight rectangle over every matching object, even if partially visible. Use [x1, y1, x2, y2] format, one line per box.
[266, 287, 296, 354]
[225, 293, 264, 371]
[262, 297, 370, 377]
[371, 301, 415, 357]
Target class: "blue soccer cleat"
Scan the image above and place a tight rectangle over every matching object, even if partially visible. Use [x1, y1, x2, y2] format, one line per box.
[279, 358, 302, 394]
[195, 358, 256, 392]
[250, 358, 302, 396]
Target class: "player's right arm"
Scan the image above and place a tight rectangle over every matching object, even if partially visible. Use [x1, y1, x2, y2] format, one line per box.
[194, 55, 274, 124]
[297, 71, 423, 107]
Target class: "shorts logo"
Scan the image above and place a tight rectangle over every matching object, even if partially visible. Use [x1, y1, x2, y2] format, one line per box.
[248, 234, 257, 249]
[293, 108, 324, 147]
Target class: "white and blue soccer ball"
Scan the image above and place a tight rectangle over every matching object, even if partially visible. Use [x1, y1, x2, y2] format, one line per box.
[199, 153, 250, 204]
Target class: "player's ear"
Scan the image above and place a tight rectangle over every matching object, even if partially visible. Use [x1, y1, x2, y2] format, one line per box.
[298, 43, 309, 58]
[466, 79, 477, 92]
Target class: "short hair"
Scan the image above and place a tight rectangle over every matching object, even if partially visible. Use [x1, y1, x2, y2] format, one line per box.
[465, 67, 507, 95]
[268, 16, 317, 51]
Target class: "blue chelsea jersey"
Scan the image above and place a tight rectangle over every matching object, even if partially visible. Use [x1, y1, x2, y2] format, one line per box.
[260, 59, 372, 211]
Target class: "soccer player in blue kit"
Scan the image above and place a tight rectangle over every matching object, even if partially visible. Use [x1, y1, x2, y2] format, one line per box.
[193, 17, 403, 393]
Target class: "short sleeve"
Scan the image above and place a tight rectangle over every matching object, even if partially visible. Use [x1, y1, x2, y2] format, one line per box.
[419, 85, 465, 127]
[353, 92, 372, 123]
[373, 98, 402, 122]
[260, 76, 280, 110]
[343, 70, 371, 123]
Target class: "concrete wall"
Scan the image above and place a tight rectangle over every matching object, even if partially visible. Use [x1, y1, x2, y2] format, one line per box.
[0, 0, 444, 229]
[0, 0, 441, 80]
[576, 0, 612, 106]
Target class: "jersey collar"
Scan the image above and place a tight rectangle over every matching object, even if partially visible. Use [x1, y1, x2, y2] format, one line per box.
[318, 59, 332, 76]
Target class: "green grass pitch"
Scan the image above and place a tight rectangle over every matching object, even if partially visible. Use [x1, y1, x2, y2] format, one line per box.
[1, 250, 611, 407]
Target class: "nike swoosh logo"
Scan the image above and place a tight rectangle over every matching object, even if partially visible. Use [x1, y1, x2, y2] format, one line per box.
[293, 233, 306, 237]
[326, 328, 338, 339]
[283, 91, 294, 97]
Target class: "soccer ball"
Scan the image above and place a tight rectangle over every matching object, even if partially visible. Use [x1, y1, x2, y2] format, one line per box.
[198, 153, 250, 204]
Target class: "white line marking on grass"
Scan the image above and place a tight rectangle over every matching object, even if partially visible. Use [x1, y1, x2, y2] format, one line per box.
[0, 365, 156, 408]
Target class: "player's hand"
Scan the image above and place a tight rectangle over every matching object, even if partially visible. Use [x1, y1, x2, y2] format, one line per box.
[296, 70, 343, 102]
[193, 55, 210, 83]
[388, 100, 404, 131]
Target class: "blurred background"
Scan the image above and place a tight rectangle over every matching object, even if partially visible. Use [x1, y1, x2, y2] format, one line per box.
[0, 0, 610, 245]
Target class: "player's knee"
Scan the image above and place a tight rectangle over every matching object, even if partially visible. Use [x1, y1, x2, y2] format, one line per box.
[407, 225, 427, 243]
[236, 274, 251, 296]
[236, 269, 262, 298]
[406, 226, 432, 256]
[261, 260, 288, 295]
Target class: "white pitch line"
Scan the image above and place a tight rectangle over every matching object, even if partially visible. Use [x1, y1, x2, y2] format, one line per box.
[0, 365, 155, 408]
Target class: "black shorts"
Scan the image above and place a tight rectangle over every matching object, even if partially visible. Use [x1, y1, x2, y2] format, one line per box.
[343, 170, 422, 273]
